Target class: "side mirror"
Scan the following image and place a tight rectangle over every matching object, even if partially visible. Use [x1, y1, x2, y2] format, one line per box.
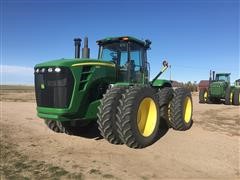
[162, 60, 168, 67]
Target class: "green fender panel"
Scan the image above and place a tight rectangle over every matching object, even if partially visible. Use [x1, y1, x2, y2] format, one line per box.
[152, 79, 172, 88]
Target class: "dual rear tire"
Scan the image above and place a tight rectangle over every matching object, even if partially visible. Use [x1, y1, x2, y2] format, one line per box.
[158, 87, 193, 131]
[233, 88, 240, 106]
[169, 88, 193, 130]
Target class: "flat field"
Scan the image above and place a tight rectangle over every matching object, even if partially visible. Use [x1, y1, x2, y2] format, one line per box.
[0, 85, 239, 179]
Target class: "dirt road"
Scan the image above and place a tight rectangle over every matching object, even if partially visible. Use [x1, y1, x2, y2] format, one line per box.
[0, 91, 239, 179]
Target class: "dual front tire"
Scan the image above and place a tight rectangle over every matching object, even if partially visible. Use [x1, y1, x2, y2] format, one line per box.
[97, 87, 126, 144]
[97, 86, 160, 148]
[116, 87, 160, 148]
[225, 88, 240, 106]
[199, 89, 208, 103]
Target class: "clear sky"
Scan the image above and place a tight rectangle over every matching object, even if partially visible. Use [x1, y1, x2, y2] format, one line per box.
[1, 0, 239, 85]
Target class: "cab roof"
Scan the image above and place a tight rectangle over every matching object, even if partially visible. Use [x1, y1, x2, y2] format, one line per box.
[97, 36, 150, 48]
[216, 73, 231, 76]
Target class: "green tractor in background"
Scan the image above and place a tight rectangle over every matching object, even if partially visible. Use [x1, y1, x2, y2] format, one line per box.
[199, 71, 240, 105]
[235, 79, 240, 87]
[34, 36, 193, 148]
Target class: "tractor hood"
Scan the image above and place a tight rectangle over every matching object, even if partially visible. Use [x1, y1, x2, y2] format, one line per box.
[34, 58, 115, 68]
[34, 58, 116, 121]
[210, 81, 226, 87]
[209, 81, 228, 98]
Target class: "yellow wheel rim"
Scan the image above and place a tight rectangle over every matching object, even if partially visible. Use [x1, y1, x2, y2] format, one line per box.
[230, 92, 233, 103]
[239, 93, 240, 104]
[183, 97, 192, 123]
[137, 97, 157, 137]
[204, 91, 208, 102]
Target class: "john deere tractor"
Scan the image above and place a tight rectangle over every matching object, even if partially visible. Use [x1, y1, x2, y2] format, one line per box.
[199, 71, 240, 105]
[34, 36, 193, 148]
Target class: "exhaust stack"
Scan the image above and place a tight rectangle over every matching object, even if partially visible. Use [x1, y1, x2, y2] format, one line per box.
[212, 71, 215, 81]
[209, 70, 212, 81]
[82, 37, 90, 58]
[74, 38, 82, 59]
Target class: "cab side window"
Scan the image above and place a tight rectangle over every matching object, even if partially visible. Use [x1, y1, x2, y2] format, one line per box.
[129, 42, 144, 82]
[129, 43, 143, 72]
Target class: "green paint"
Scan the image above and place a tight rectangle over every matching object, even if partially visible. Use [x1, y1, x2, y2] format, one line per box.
[35, 58, 113, 68]
[113, 82, 132, 87]
[152, 79, 171, 87]
[36, 59, 116, 121]
[85, 100, 101, 119]
[40, 84, 45, 89]
[37, 112, 68, 121]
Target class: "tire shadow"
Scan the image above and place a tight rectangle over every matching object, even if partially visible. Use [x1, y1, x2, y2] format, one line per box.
[155, 120, 170, 142]
[155, 119, 194, 142]
[71, 122, 103, 140]
[207, 100, 224, 104]
[156, 127, 169, 142]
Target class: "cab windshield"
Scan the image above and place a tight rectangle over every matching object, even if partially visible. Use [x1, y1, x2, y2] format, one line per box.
[215, 74, 230, 82]
[98, 40, 147, 83]
[98, 42, 128, 66]
[98, 41, 144, 69]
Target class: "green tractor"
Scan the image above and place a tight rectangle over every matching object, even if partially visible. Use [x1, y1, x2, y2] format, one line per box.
[199, 71, 240, 105]
[34, 36, 193, 148]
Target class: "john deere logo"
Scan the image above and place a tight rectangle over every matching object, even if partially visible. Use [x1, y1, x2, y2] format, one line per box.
[40, 84, 45, 89]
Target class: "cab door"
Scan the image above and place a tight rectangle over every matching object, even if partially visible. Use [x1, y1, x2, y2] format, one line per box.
[128, 42, 146, 83]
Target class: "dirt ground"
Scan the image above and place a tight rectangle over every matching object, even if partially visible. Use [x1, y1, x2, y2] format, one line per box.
[0, 86, 239, 180]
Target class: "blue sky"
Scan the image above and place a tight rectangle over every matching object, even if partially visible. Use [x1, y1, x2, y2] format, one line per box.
[1, 0, 239, 84]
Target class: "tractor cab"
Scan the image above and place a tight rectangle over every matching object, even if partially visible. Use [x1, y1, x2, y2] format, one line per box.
[215, 73, 231, 84]
[97, 36, 151, 84]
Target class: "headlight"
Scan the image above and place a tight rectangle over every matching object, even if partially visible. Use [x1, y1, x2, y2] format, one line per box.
[35, 68, 39, 73]
[41, 68, 45, 73]
[55, 67, 61, 73]
[48, 68, 53, 72]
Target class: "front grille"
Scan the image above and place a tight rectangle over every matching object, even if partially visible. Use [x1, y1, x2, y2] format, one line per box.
[34, 67, 74, 108]
[210, 86, 222, 96]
